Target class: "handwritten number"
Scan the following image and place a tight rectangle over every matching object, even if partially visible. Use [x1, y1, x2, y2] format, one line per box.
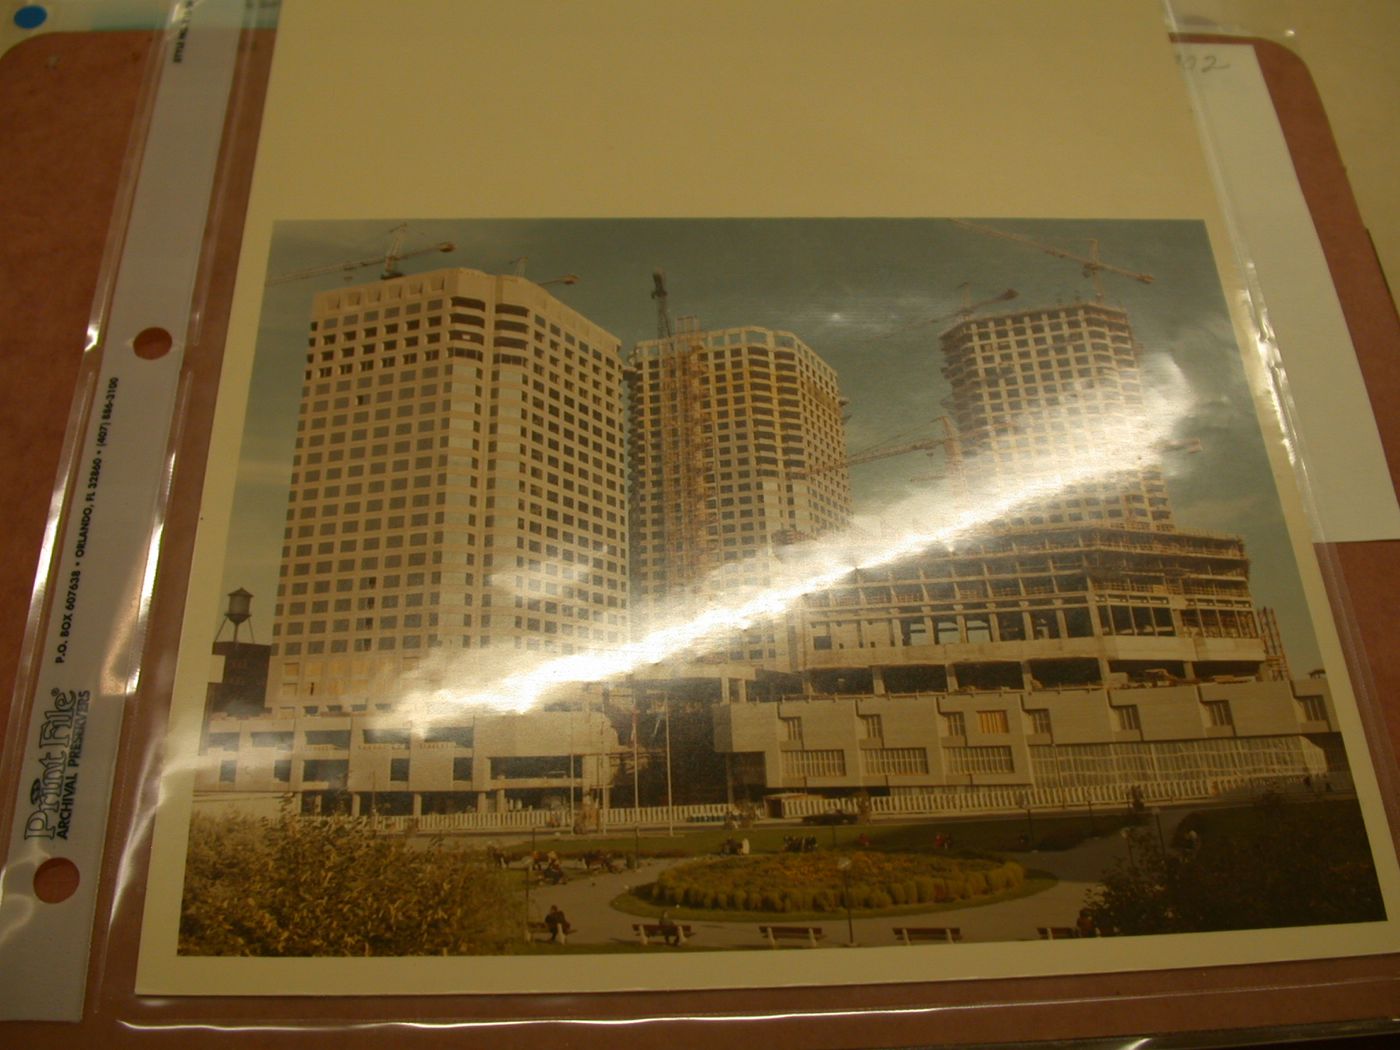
[1176, 52, 1231, 74]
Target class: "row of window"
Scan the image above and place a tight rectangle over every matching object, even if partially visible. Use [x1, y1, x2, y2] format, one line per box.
[771, 698, 1251, 746]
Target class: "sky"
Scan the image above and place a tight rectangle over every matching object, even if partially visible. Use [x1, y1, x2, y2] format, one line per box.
[218, 218, 1322, 672]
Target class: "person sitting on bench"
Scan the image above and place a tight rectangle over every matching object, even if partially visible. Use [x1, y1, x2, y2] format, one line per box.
[659, 910, 682, 946]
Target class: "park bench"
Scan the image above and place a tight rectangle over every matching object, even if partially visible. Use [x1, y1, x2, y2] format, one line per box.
[632, 922, 695, 945]
[527, 920, 574, 943]
[1037, 926, 1078, 940]
[759, 924, 826, 948]
[892, 926, 963, 945]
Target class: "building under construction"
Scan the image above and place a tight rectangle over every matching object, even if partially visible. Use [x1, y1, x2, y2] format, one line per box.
[625, 317, 852, 663]
[711, 298, 1343, 806]
[194, 256, 1348, 820]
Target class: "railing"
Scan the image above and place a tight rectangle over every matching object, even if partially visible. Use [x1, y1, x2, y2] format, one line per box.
[298, 777, 1331, 835]
[361, 802, 734, 833]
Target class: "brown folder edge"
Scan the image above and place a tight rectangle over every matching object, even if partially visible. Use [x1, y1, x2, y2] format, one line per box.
[0, 29, 1395, 1049]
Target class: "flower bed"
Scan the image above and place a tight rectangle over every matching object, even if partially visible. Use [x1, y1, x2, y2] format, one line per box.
[640, 851, 1025, 913]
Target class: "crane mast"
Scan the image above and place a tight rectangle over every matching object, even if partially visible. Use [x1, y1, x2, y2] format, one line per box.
[651, 269, 674, 340]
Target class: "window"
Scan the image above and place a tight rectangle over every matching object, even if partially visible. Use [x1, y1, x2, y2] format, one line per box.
[779, 749, 846, 778]
[977, 710, 1010, 734]
[859, 714, 883, 740]
[1029, 709, 1052, 735]
[452, 757, 473, 780]
[273, 760, 291, 783]
[389, 758, 409, 782]
[860, 747, 928, 775]
[946, 746, 1014, 774]
[362, 728, 410, 747]
[424, 726, 474, 746]
[305, 730, 351, 749]
[1299, 695, 1327, 722]
[943, 711, 966, 738]
[1204, 701, 1234, 727]
[780, 717, 803, 744]
[218, 760, 237, 784]
[1115, 705, 1141, 731]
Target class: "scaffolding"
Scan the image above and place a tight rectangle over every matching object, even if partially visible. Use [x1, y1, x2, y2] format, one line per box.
[1257, 606, 1292, 682]
[659, 327, 716, 591]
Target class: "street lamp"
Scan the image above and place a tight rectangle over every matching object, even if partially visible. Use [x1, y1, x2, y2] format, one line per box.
[663, 693, 675, 837]
[523, 834, 533, 942]
[837, 857, 856, 946]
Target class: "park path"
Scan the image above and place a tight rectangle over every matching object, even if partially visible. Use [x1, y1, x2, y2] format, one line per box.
[511, 813, 1185, 950]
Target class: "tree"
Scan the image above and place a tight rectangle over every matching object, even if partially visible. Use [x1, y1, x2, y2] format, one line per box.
[180, 811, 519, 956]
[1085, 798, 1385, 935]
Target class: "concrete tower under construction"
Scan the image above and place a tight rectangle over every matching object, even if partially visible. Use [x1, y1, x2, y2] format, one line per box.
[940, 300, 1174, 530]
[625, 320, 851, 661]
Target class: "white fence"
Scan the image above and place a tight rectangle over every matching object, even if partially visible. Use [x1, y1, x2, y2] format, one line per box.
[363, 802, 733, 834]
[333, 774, 1329, 834]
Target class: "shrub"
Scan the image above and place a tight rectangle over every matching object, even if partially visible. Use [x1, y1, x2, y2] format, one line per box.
[179, 813, 517, 957]
[643, 849, 1026, 915]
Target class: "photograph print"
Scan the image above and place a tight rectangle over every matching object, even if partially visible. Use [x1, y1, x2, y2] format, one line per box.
[177, 217, 1389, 965]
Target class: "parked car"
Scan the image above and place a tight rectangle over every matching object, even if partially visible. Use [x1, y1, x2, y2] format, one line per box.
[802, 809, 858, 826]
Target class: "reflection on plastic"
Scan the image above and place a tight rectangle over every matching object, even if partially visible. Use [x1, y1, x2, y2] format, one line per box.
[381, 401, 1184, 720]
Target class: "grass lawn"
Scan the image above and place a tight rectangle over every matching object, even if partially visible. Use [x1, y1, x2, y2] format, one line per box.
[506, 940, 761, 954]
[508, 813, 1129, 862]
[609, 870, 1057, 924]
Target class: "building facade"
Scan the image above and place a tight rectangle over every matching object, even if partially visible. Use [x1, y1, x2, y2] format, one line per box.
[714, 677, 1338, 804]
[269, 268, 629, 706]
[198, 704, 620, 817]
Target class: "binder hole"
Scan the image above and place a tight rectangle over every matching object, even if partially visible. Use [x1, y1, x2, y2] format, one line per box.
[34, 857, 79, 903]
[133, 326, 173, 360]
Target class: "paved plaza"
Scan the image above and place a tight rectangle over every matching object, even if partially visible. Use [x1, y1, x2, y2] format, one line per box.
[506, 815, 1181, 951]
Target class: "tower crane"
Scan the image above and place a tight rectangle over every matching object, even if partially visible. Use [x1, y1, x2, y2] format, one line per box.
[795, 292, 1011, 484]
[793, 416, 964, 484]
[949, 219, 1153, 302]
[652, 269, 674, 339]
[265, 223, 455, 286]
